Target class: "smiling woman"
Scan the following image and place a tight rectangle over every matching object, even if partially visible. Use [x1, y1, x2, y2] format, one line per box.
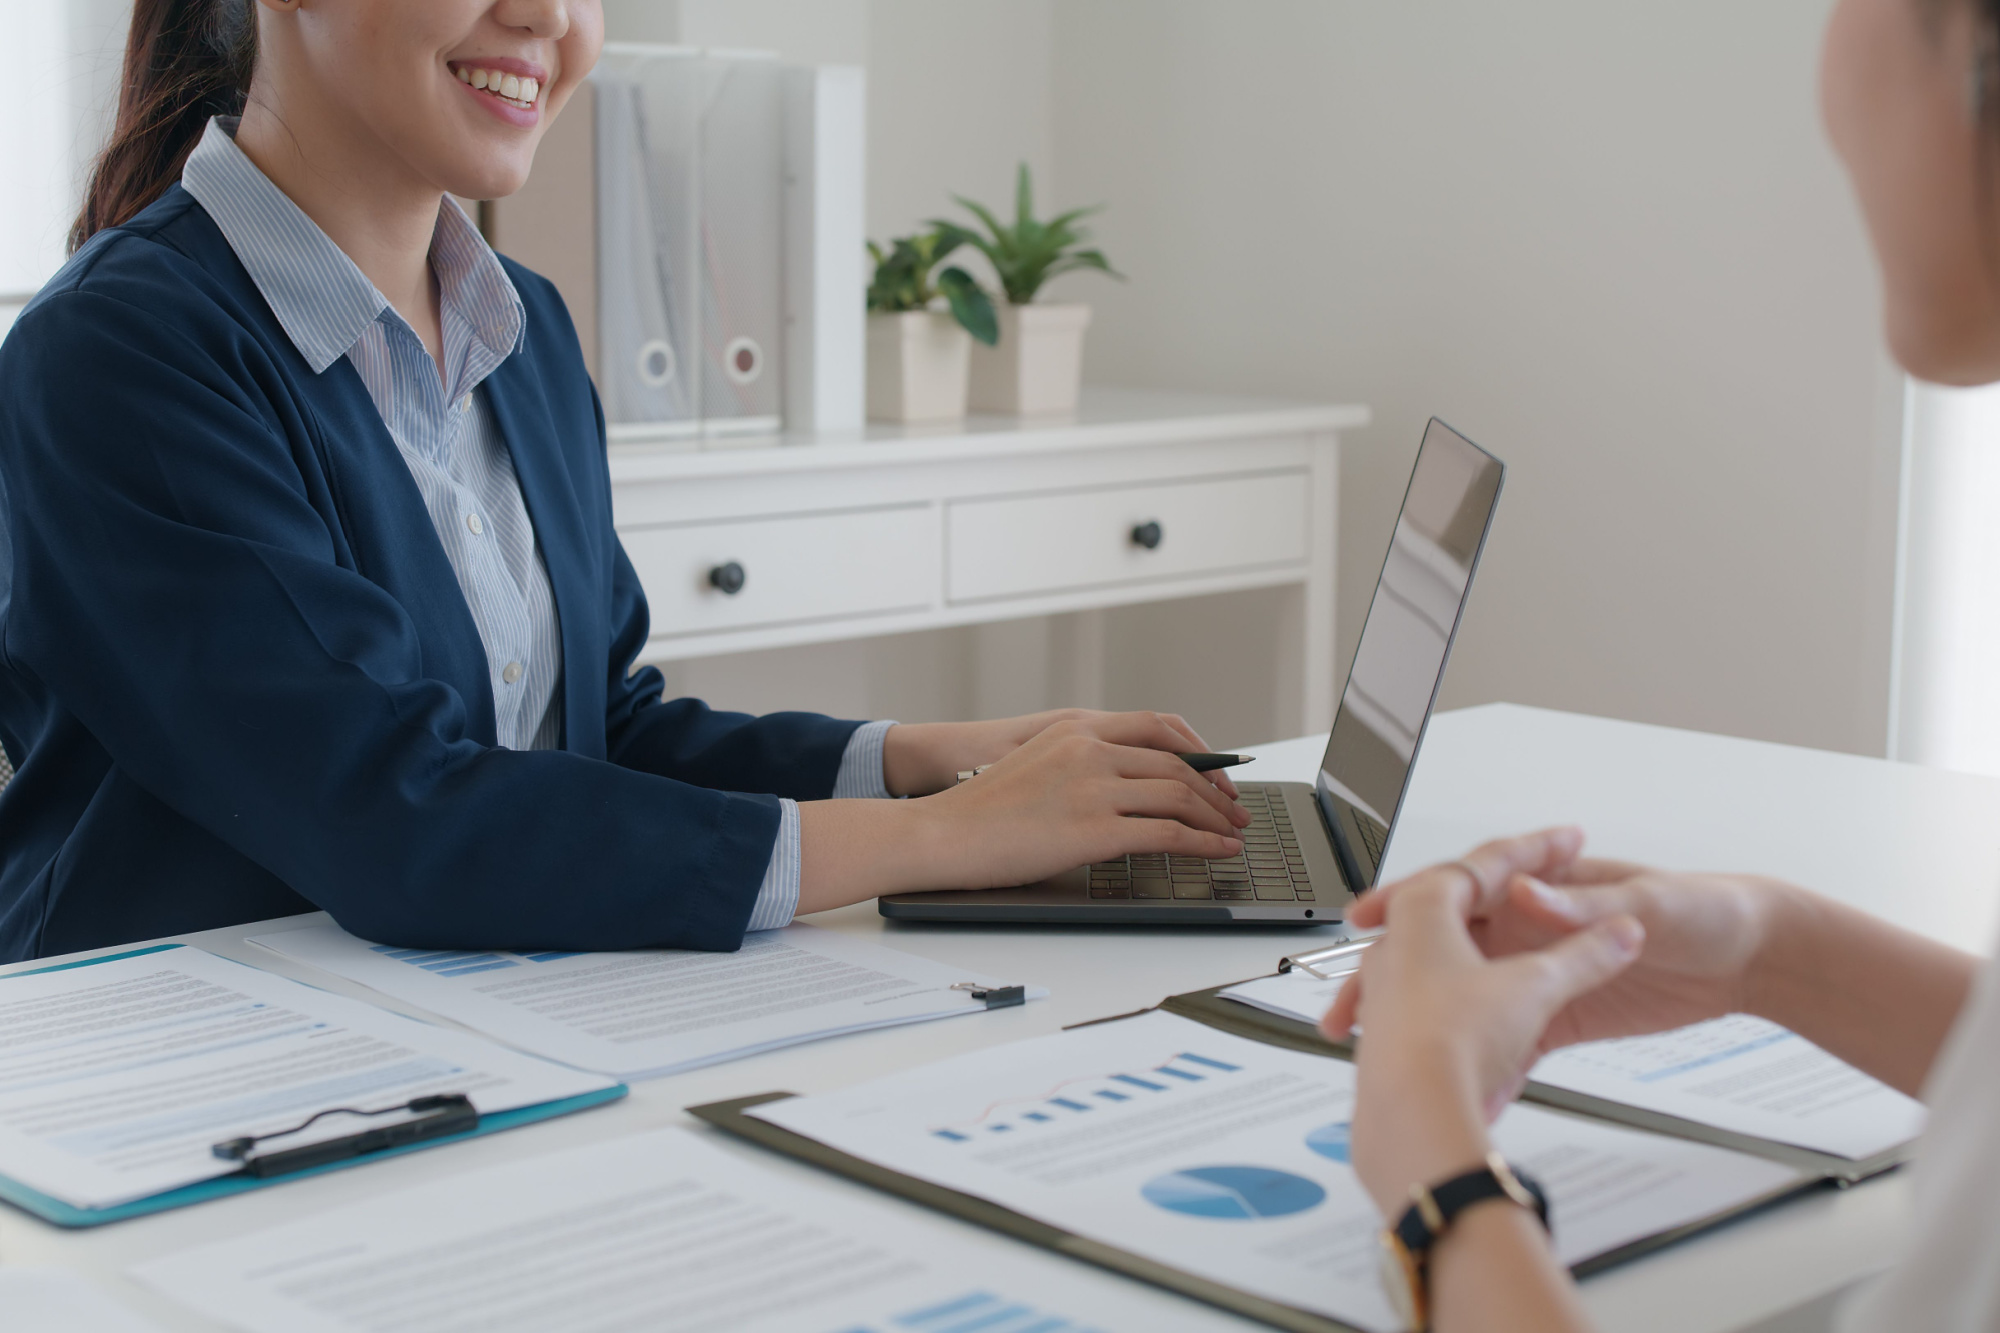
[0, 0, 1247, 964]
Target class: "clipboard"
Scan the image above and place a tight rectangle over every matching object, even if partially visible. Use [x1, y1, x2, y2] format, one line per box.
[1160, 978, 1913, 1185]
[689, 1011, 1822, 1333]
[0, 944, 629, 1229]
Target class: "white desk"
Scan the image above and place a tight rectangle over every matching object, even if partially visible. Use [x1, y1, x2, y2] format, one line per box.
[9, 704, 2000, 1333]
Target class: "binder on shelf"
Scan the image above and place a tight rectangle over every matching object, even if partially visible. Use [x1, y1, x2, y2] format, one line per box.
[0, 945, 626, 1229]
[486, 44, 864, 443]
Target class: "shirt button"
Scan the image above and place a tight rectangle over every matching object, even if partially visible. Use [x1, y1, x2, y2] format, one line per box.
[502, 662, 524, 685]
[459, 393, 472, 412]
[466, 513, 484, 536]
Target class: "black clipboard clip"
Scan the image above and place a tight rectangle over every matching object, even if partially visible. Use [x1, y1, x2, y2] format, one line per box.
[211, 1093, 479, 1179]
[952, 981, 1026, 1010]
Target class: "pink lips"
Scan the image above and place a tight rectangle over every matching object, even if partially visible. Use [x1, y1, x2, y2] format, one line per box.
[449, 57, 548, 129]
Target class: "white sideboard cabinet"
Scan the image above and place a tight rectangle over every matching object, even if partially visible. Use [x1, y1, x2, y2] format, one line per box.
[608, 389, 1369, 734]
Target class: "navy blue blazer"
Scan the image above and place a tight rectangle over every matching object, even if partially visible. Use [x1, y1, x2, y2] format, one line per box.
[0, 186, 861, 962]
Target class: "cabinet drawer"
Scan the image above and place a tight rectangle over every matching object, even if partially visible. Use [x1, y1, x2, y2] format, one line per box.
[624, 505, 937, 637]
[946, 471, 1309, 604]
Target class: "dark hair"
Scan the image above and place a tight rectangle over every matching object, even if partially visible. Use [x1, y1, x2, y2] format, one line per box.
[70, 0, 256, 252]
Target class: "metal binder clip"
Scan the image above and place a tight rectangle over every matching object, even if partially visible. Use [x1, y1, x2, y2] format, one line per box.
[952, 981, 1026, 1009]
[1278, 936, 1378, 980]
[211, 1093, 479, 1179]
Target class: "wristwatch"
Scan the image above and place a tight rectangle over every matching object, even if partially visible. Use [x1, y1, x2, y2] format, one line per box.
[1377, 1151, 1549, 1330]
[955, 764, 993, 784]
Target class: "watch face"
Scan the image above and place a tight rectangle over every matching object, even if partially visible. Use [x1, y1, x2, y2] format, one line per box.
[1377, 1230, 1423, 1331]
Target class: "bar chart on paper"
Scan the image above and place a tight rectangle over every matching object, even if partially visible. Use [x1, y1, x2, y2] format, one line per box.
[832, 1289, 1109, 1333]
[928, 1051, 1245, 1143]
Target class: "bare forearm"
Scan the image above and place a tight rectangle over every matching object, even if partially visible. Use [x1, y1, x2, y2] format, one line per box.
[795, 799, 944, 914]
[1748, 884, 1977, 1097]
[1432, 1204, 1594, 1333]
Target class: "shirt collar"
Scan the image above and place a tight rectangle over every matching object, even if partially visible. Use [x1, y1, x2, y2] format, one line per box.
[180, 117, 524, 376]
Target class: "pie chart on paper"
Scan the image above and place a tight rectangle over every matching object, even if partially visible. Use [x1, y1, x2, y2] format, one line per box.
[1141, 1166, 1326, 1220]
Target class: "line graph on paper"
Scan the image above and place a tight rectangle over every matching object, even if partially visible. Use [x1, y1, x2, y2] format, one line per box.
[928, 1051, 1244, 1143]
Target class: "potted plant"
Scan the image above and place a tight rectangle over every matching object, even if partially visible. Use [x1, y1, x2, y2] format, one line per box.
[865, 228, 999, 423]
[935, 164, 1122, 416]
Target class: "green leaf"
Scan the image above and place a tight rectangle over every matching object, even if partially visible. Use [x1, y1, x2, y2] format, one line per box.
[937, 267, 999, 345]
[1016, 162, 1034, 228]
[1042, 250, 1124, 283]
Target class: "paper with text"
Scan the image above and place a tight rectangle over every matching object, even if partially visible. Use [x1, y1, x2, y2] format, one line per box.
[132, 1127, 1261, 1333]
[752, 1010, 1804, 1333]
[0, 948, 615, 1210]
[1222, 970, 1924, 1160]
[250, 922, 1043, 1081]
[0, 1269, 165, 1333]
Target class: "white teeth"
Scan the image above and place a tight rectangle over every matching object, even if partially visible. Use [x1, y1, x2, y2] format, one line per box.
[458, 66, 538, 107]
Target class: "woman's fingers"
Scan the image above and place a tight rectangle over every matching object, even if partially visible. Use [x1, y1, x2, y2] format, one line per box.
[1113, 775, 1245, 839]
[1506, 915, 1645, 1015]
[1120, 816, 1248, 859]
[1549, 855, 1650, 886]
[1346, 826, 1587, 929]
[1111, 745, 1250, 827]
[1322, 969, 1364, 1040]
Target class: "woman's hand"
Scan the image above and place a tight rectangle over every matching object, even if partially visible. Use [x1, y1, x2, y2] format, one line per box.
[881, 710, 1239, 800]
[1333, 834, 1790, 1051]
[1319, 831, 1646, 1216]
[797, 713, 1249, 911]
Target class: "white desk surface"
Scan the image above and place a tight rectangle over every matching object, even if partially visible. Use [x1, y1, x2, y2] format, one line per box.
[8, 702, 2000, 1333]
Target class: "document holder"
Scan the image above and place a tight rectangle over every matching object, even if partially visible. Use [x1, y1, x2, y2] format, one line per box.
[0, 945, 629, 1229]
[1157, 979, 1913, 1185]
[691, 1005, 1820, 1333]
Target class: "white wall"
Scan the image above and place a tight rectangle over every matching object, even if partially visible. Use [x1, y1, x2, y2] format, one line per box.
[1049, 0, 1902, 755]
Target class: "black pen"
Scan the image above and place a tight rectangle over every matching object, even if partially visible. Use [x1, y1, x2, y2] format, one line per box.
[1181, 752, 1254, 772]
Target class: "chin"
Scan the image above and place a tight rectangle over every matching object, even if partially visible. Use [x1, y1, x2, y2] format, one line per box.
[1887, 313, 2000, 388]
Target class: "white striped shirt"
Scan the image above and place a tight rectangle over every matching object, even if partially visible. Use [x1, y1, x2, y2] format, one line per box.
[178, 118, 893, 929]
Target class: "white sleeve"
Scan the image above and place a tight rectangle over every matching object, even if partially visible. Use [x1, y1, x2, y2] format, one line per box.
[1838, 947, 2000, 1332]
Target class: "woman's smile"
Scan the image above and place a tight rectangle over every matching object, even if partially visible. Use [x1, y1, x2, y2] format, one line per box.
[450, 57, 547, 122]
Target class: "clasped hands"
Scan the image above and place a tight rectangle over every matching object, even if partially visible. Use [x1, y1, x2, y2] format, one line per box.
[1320, 827, 1788, 1216]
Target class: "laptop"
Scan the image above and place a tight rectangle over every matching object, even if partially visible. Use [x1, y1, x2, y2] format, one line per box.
[879, 417, 1504, 926]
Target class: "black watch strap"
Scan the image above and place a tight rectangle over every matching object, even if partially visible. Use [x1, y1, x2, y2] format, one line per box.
[1393, 1152, 1550, 1261]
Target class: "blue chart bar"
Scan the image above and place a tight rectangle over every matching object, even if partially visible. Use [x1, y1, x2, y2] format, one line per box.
[1094, 1089, 1130, 1102]
[1177, 1052, 1242, 1072]
[1049, 1098, 1090, 1112]
[521, 950, 577, 963]
[371, 946, 522, 978]
[1110, 1073, 1167, 1092]
[1153, 1065, 1204, 1082]
[1023, 1111, 1052, 1122]
[882, 1289, 1104, 1333]
[932, 1129, 969, 1142]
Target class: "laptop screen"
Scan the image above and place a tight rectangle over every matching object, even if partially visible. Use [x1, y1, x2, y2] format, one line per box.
[1315, 418, 1504, 890]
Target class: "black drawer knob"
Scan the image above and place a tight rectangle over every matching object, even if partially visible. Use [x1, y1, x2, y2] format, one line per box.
[1130, 521, 1164, 550]
[708, 562, 747, 595]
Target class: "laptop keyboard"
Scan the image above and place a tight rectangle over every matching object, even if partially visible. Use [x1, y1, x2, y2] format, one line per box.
[1354, 811, 1388, 863]
[1088, 785, 1313, 902]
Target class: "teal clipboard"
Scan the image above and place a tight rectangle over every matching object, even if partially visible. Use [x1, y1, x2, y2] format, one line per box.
[0, 943, 630, 1228]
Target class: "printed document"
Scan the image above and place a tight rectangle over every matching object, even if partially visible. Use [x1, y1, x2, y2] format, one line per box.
[751, 1010, 1804, 1333]
[1223, 969, 1923, 1160]
[132, 1127, 1262, 1333]
[0, 1269, 164, 1333]
[251, 921, 1043, 1081]
[0, 947, 614, 1210]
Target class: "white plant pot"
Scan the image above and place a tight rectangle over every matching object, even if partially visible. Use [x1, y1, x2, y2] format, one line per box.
[969, 302, 1093, 416]
[867, 310, 972, 423]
